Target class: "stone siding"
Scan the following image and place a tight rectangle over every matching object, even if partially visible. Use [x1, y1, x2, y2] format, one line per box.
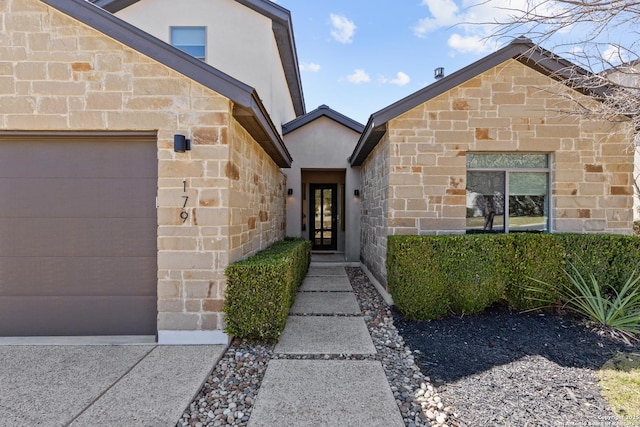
[1, 0, 286, 339]
[360, 135, 390, 285]
[361, 58, 634, 285]
[228, 119, 286, 264]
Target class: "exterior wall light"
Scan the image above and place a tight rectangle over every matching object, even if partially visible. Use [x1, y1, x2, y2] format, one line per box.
[354, 189, 360, 197]
[174, 134, 191, 152]
[287, 188, 293, 196]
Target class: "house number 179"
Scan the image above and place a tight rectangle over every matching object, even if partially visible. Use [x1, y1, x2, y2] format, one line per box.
[181, 179, 189, 223]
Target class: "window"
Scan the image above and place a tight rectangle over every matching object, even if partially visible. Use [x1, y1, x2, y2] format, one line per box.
[466, 153, 550, 233]
[170, 27, 206, 60]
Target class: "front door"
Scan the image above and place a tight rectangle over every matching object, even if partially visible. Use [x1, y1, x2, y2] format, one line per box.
[310, 184, 338, 250]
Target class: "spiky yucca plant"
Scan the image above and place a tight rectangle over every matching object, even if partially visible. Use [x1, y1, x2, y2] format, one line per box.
[529, 261, 640, 344]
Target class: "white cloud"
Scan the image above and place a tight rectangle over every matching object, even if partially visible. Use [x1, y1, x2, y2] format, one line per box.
[413, 0, 460, 38]
[380, 71, 411, 86]
[602, 45, 629, 65]
[330, 14, 356, 44]
[390, 71, 411, 86]
[412, 0, 542, 55]
[346, 69, 371, 84]
[448, 34, 494, 54]
[300, 62, 321, 72]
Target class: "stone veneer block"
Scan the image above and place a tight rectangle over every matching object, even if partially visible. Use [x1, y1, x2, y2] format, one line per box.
[1, 0, 288, 339]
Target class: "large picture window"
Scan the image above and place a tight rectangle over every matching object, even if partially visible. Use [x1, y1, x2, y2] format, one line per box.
[170, 27, 206, 60]
[466, 153, 549, 233]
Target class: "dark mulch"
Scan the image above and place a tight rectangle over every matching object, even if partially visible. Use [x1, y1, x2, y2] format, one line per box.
[392, 304, 640, 426]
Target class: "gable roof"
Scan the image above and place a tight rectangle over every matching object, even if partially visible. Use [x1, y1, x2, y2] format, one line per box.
[282, 105, 364, 135]
[90, 0, 305, 117]
[42, 0, 292, 167]
[349, 36, 601, 166]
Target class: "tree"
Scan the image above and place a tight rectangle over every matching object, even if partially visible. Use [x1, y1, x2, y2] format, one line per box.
[488, 0, 639, 213]
[489, 0, 639, 145]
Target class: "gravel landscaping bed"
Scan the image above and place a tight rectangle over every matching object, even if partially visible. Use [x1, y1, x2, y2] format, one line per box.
[393, 302, 640, 426]
[177, 267, 450, 427]
[178, 266, 639, 427]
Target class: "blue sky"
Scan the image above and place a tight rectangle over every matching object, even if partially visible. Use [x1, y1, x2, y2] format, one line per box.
[274, 0, 633, 125]
[274, 0, 510, 124]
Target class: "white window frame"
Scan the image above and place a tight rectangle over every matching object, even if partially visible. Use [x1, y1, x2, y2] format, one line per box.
[170, 26, 207, 61]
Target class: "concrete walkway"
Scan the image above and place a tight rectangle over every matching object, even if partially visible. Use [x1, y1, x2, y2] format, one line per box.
[0, 344, 225, 426]
[248, 264, 404, 427]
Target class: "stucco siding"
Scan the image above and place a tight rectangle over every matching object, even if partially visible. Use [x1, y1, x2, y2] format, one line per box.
[282, 116, 361, 260]
[115, 0, 297, 129]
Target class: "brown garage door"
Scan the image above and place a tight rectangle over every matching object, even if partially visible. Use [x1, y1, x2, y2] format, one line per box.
[0, 132, 157, 336]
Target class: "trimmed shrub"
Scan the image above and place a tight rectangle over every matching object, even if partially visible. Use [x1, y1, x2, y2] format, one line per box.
[557, 234, 640, 295]
[387, 233, 640, 321]
[223, 238, 311, 340]
[387, 236, 450, 320]
[496, 233, 564, 310]
[388, 235, 505, 318]
[433, 235, 504, 315]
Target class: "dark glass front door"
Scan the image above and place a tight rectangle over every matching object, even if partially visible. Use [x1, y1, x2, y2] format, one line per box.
[310, 184, 337, 250]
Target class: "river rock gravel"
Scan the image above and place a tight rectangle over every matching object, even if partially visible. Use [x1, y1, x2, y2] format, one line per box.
[177, 266, 451, 427]
[177, 266, 640, 427]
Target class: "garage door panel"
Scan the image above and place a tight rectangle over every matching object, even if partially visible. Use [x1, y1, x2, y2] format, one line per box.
[0, 178, 157, 218]
[0, 140, 156, 179]
[0, 296, 157, 336]
[0, 218, 157, 257]
[0, 256, 156, 297]
[0, 135, 157, 337]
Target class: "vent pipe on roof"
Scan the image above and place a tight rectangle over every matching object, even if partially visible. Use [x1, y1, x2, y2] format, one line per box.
[434, 67, 445, 80]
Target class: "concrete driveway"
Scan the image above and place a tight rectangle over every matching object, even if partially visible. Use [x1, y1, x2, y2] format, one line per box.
[0, 344, 225, 426]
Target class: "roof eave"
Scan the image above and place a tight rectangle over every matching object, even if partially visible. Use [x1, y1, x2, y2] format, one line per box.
[350, 37, 600, 166]
[233, 0, 306, 117]
[42, 0, 292, 168]
[90, 0, 306, 117]
[283, 105, 364, 135]
[233, 91, 293, 167]
[89, 0, 141, 13]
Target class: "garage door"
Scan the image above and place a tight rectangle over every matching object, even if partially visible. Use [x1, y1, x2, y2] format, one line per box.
[0, 132, 157, 336]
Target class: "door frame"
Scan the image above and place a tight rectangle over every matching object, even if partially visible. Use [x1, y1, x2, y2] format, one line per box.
[309, 183, 338, 251]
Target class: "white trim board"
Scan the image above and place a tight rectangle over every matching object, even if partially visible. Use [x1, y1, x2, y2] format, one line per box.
[0, 336, 156, 346]
[158, 330, 230, 345]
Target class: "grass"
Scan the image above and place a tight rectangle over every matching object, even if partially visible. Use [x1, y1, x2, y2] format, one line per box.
[600, 352, 640, 417]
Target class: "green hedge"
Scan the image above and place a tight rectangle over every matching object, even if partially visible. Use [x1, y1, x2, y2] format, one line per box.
[387, 233, 640, 320]
[223, 238, 311, 340]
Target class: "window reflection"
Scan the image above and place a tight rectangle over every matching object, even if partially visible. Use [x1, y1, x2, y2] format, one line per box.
[466, 171, 505, 232]
[466, 154, 549, 234]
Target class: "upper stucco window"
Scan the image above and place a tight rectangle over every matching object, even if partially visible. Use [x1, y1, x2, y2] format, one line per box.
[466, 153, 549, 234]
[170, 27, 206, 60]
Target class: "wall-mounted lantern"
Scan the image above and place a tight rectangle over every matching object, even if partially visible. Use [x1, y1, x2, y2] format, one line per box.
[287, 188, 293, 196]
[174, 134, 191, 153]
[354, 189, 360, 197]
